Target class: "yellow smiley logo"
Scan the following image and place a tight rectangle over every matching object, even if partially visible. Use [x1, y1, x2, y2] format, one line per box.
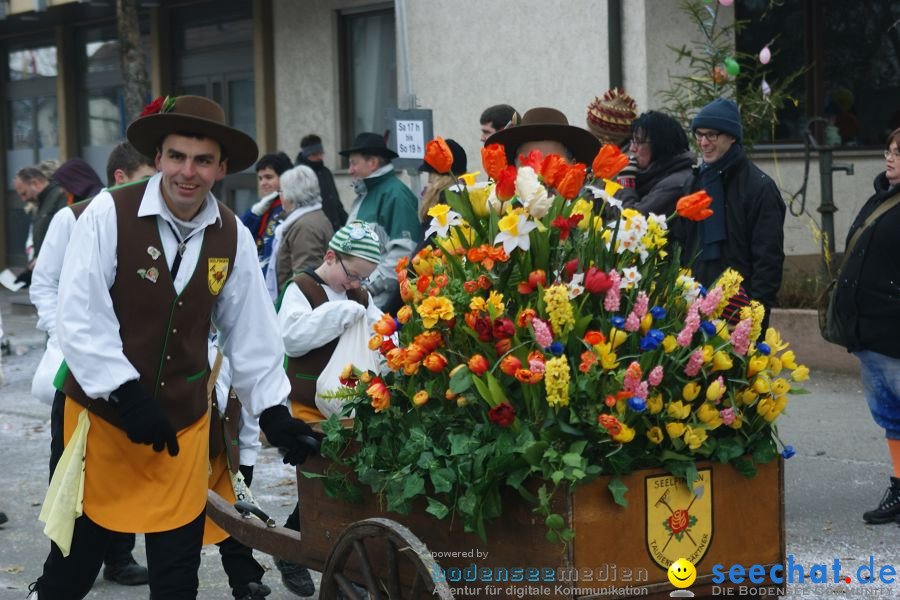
[667, 558, 696, 588]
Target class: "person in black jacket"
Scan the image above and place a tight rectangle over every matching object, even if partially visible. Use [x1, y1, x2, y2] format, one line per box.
[617, 111, 694, 216]
[295, 134, 347, 231]
[834, 127, 900, 525]
[671, 98, 786, 335]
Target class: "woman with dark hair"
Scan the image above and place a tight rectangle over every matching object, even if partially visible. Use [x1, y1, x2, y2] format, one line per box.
[616, 111, 695, 216]
[833, 127, 900, 525]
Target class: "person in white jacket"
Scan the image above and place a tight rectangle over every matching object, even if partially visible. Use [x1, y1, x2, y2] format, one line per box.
[28, 142, 156, 587]
[273, 220, 383, 596]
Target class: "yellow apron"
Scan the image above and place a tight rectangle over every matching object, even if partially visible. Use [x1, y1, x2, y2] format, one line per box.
[290, 399, 324, 423]
[63, 396, 210, 533]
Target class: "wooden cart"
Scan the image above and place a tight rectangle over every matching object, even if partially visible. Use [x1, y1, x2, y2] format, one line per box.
[207, 456, 785, 599]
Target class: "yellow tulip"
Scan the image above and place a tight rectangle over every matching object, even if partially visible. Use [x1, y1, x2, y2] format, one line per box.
[682, 381, 701, 402]
[747, 354, 769, 377]
[706, 379, 726, 403]
[780, 350, 798, 370]
[791, 365, 809, 382]
[662, 335, 678, 354]
[711, 351, 733, 372]
[640, 314, 653, 334]
[729, 415, 744, 429]
[697, 403, 721, 425]
[609, 328, 628, 349]
[739, 388, 758, 406]
[667, 400, 691, 420]
[647, 426, 664, 444]
[771, 378, 791, 396]
[752, 377, 770, 394]
[467, 184, 491, 217]
[646, 394, 663, 415]
[683, 426, 708, 450]
[413, 390, 429, 406]
[702, 344, 714, 363]
[764, 327, 789, 353]
[666, 422, 686, 439]
[768, 356, 783, 375]
[612, 424, 636, 443]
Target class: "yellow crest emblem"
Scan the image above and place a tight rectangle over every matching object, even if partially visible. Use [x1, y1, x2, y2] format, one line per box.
[645, 468, 713, 570]
[208, 258, 229, 295]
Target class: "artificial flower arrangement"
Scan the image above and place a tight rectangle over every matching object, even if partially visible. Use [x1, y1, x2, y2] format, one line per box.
[313, 138, 808, 543]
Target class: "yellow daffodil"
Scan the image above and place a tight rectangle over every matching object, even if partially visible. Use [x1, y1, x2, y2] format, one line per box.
[667, 400, 691, 420]
[459, 171, 481, 186]
[494, 209, 538, 254]
[666, 422, 686, 439]
[424, 204, 464, 239]
[683, 426, 708, 450]
[647, 426, 664, 444]
[711, 351, 733, 372]
[683, 381, 701, 402]
[791, 365, 809, 382]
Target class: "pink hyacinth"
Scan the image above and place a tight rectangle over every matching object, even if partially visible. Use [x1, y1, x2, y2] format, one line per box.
[720, 407, 735, 425]
[648, 365, 664, 387]
[532, 318, 553, 348]
[730, 318, 751, 355]
[684, 348, 704, 377]
[624, 312, 641, 332]
[623, 361, 642, 392]
[633, 291, 649, 318]
[676, 301, 701, 347]
[699, 287, 723, 316]
[529, 357, 546, 373]
[604, 270, 621, 311]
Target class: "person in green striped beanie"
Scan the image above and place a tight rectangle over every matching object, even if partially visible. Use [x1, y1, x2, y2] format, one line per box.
[273, 219, 385, 595]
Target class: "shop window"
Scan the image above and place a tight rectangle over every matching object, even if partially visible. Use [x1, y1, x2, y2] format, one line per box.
[736, 0, 900, 147]
[7, 45, 57, 81]
[339, 7, 397, 153]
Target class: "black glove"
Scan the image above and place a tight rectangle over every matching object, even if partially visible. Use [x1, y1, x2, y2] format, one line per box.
[258, 404, 321, 466]
[110, 380, 179, 456]
[14, 269, 32, 287]
[239, 464, 254, 487]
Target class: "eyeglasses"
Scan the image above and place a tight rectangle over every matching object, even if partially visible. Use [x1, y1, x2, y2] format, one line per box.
[693, 131, 721, 142]
[630, 138, 651, 147]
[884, 149, 900, 160]
[337, 254, 370, 285]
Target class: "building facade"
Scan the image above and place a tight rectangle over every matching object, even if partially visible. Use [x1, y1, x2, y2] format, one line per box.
[1, 0, 894, 290]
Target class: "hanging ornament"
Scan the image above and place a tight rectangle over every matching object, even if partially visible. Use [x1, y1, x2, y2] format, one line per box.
[712, 65, 728, 84]
[759, 45, 771, 65]
[724, 57, 740, 76]
[718, 0, 734, 5]
[761, 78, 772, 98]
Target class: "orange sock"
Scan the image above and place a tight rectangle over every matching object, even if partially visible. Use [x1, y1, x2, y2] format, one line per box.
[889, 439, 900, 478]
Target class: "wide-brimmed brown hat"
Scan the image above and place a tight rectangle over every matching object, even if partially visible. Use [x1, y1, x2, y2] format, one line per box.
[485, 107, 600, 165]
[127, 95, 258, 174]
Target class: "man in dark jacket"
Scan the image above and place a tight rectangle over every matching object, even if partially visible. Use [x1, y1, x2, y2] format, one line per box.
[13, 166, 68, 286]
[295, 134, 347, 231]
[671, 98, 786, 334]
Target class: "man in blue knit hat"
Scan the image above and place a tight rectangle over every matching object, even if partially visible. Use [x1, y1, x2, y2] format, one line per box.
[672, 98, 786, 336]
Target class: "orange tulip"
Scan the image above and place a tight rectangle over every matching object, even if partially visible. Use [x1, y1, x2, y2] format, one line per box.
[481, 143, 508, 181]
[676, 191, 714, 221]
[396, 305, 412, 324]
[423, 352, 448, 373]
[495, 166, 517, 201]
[467, 354, 490, 376]
[584, 330, 606, 346]
[499, 355, 522, 376]
[557, 163, 587, 200]
[424, 137, 454, 174]
[515, 368, 544, 384]
[366, 377, 391, 412]
[592, 144, 629, 179]
[541, 154, 568, 189]
[373, 314, 397, 336]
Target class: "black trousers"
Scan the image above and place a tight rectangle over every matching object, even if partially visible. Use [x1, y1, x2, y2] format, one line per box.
[36, 510, 205, 600]
[49, 391, 136, 567]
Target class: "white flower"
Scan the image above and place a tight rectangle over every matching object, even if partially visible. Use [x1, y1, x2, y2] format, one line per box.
[494, 211, 538, 255]
[515, 166, 552, 219]
[486, 186, 507, 214]
[585, 185, 622, 211]
[423, 207, 463, 239]
[567, 272, 585, 298]
[621, 266, 642, 289]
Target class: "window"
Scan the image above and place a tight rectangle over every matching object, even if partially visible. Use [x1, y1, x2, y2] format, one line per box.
[339, 8, 397, 152]
[7, 45, 57, 81]
[736, 0, 900, 147]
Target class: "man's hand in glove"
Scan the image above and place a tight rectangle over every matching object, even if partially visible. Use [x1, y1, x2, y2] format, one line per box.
[258, 404, 321, 465]
[110, 380, 179, 456]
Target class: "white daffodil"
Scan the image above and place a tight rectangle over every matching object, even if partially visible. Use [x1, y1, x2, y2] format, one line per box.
[515, 166, 552, 219]
[423, 204, 463, 239]
[493, 210, 538, 254]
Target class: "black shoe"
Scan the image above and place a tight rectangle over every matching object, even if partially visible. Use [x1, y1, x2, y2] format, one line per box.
[864, 476, 900, 524]
[235, 581, 271, 600]
[0, 512, 7, 525]
[102, 558, 150, 586]
[274, 557, 315, 597]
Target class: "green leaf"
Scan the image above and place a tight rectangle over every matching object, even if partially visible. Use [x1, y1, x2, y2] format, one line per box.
[470, 374, 493, 406]
[426, 497, 450, 520]
[545, 513, 565, 530]
[660, 449, 693, 462]
[449, 365, 474, 394]
[523, 441, 549, 466]
[562, 452, 584, 468]
[751, 437, 778, 464]
[788, 387, 811, 395]
[430, 468, 456, 494]
[402, 474, 426, 500]
[608, 476, 629, 507]
[715, 438, 745, 463]
[485, 371, 509, 406]
[732, 456, 758, 478]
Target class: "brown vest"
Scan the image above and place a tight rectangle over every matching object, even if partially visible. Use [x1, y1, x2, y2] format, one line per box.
[285, 271, 368, 411]
[62, 180, 238, 433]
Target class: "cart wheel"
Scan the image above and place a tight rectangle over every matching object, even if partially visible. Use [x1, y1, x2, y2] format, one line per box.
[319, 517, 454, 600]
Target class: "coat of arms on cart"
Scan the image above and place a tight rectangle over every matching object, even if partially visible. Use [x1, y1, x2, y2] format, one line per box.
[645, 469, 713, 570]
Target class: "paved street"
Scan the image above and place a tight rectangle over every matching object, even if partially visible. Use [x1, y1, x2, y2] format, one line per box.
[2, 288, 900, 599]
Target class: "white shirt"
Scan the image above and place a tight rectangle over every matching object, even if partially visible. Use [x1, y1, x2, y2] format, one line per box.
[208, 337, 262, 467]
[30, 206, 77, 337]
[56, 173, 291, 417]
[278, 280, 383, 357]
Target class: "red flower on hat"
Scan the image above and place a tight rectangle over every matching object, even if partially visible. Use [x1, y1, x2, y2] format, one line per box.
[140, 97, 165, 117]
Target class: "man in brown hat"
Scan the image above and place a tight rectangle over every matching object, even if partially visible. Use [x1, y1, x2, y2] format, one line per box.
[31, 96, 320, 600]
[485, 107, 600, 167]
[340, 132, 420, 310]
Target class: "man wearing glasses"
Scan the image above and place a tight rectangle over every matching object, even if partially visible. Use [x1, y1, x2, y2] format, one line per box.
[672, 98, 786, 336]
[273, 220, 384, 597]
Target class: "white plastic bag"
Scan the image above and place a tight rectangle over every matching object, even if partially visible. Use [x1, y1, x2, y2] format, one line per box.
[315, 315, 379, 419]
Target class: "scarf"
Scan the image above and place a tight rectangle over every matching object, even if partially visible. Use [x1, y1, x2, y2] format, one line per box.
[696, 144, 742, 261]
[264, 202, 323, 301]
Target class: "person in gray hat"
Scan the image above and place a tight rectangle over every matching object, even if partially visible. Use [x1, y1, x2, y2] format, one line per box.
[340, 132, 420, 310]
[671, 98, 786, 336]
